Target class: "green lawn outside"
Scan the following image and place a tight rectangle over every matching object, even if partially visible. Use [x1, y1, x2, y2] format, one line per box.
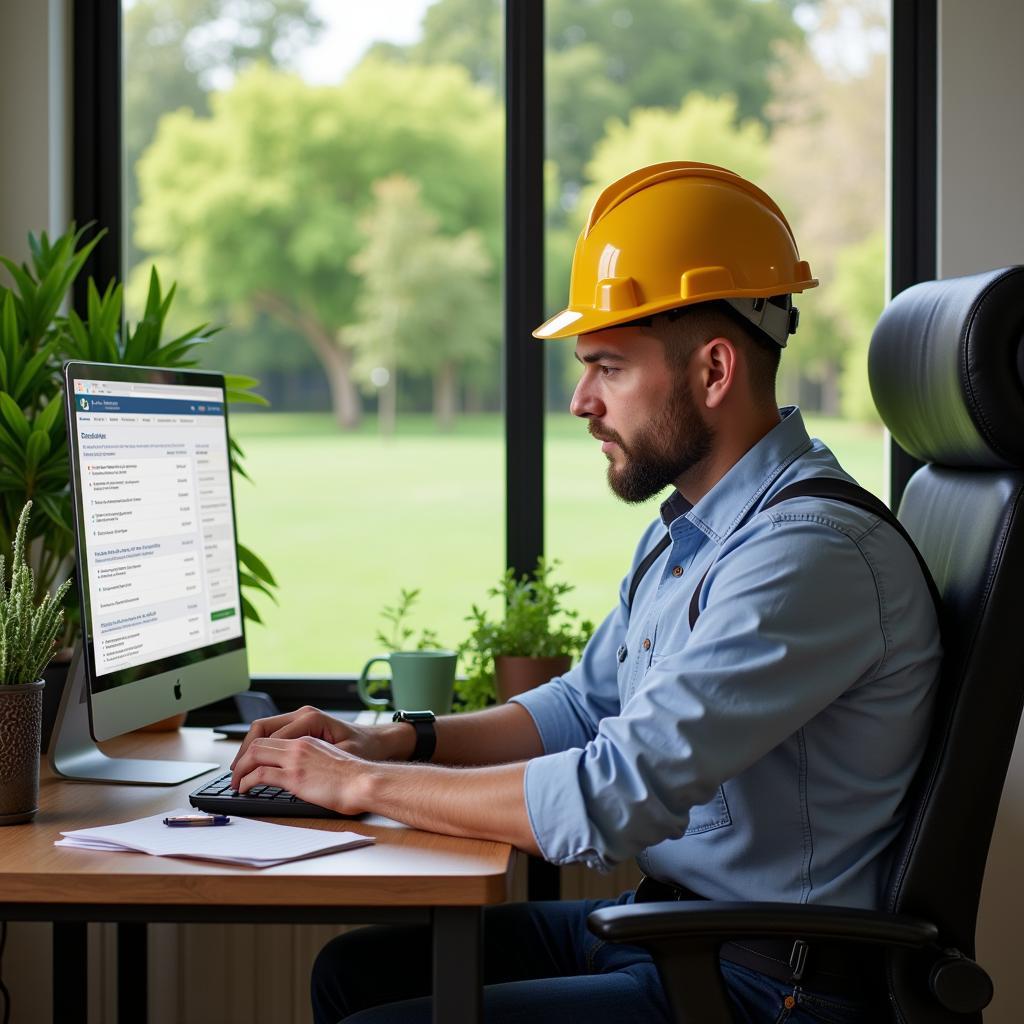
[229, 412, 884, 674]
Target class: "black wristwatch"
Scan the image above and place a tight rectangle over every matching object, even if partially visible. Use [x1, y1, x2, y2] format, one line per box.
[392, 710, 437, 763]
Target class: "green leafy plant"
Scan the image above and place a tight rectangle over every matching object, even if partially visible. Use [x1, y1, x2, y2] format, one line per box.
[0, 501, 71, 683]
[0, 224, 277, 634]
[457, 558, 594, 711]
[375, 588, 440, 652]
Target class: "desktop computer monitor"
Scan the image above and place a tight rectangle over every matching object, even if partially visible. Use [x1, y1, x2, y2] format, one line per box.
[48, 361, 250, 784]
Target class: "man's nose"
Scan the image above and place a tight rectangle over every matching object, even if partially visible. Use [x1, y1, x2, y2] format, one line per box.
[570, 374, 604, 419]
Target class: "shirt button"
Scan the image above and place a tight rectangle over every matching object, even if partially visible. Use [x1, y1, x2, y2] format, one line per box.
[616, 644, 628, 663]
[671, 565, 683, 577]
[784, 996, 796, 1010]
[642, 638, 651, 651]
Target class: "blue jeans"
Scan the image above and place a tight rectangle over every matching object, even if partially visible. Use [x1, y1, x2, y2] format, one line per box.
[311, 894, 877, 1023]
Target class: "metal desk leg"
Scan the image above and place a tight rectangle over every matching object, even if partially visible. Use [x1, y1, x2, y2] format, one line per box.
[433, 906, 482, 1024]
[53, 922, 88, 1024]
[118, 922, 147, 1023]
[527, 857, 560, 900]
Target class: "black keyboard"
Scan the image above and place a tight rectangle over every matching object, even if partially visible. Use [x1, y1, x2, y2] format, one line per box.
[189, 770, 354, 819]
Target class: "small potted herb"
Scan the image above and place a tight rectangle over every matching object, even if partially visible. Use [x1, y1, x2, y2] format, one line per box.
[457, 558, 593, 710]
[0, 502, 71, 824]
[358, 589, 457, 713]
[374, 587, 440, 654]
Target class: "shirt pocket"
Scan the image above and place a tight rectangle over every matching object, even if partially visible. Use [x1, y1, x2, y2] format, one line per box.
[684, 785, 732, 836]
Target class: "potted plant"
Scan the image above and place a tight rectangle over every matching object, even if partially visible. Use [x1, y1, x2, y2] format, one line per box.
[0, 501, 71, 823]
[358, 589, 457, 714]
[457, 558, 594, 709]
[374, 587, 440, 655]
[0, 225, 278, 734]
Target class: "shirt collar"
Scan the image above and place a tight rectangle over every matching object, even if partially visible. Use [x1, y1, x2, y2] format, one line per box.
[658, 406, 812, 543]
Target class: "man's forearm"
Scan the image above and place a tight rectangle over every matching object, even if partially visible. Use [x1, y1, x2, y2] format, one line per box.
[381, 701, 545, 766]
[360, 759, 542, 856]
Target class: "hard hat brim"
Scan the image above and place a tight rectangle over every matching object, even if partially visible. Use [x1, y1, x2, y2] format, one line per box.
[533, 279, 819, 340]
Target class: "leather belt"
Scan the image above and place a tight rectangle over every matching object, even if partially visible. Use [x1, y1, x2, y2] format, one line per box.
[719, 938, 879, 997]
[633, 876, 879, 998]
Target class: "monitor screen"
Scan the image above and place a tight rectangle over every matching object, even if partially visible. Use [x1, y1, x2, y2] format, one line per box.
[64, 361, 248, 742]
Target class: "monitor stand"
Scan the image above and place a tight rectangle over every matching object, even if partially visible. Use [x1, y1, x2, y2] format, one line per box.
[48, 645, 219, 785]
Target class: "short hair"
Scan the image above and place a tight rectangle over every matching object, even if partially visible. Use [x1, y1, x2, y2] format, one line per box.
[640, 296, 787, 400]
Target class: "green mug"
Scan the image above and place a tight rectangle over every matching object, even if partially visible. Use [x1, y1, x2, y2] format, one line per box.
[357, 650, 457, 714]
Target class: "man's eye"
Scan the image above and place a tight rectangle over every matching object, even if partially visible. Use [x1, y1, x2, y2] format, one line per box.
[599, 364, 618, 377]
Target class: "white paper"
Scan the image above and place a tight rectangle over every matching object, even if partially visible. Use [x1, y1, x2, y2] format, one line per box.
[56, 809, 374, 868]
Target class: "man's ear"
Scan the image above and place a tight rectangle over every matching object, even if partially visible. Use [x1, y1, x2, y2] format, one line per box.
[698, 336, 737, 410]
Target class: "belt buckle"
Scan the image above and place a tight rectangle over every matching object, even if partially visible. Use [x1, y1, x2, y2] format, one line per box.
[789, 940, 809, 982]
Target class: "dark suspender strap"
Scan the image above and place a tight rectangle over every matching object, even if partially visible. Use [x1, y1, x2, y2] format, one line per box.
[762, 478, 943, 619]
[627, 532, 671, 610]
[688, 564, 712, 630]
[628, 477, 942, 631]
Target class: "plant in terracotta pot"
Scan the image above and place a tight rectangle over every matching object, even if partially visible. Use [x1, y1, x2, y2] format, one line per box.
[457, 558, 593, 710]
[0, 501, 71, 823]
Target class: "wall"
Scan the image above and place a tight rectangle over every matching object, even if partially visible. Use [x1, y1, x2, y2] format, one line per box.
[937, 3, 1024, 1020]
[0, 0, 70, 275]
[937, 0, 1024, 277]
[0, 8, 76, 1021]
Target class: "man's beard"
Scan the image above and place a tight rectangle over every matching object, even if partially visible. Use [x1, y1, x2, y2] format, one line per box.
[590, 386, 714, 504]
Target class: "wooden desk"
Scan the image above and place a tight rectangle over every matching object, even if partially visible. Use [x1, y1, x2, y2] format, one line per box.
[0, 728, 518, 1024]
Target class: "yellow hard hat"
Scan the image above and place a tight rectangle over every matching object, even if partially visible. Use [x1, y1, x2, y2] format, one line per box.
[534, 161, 817, 344]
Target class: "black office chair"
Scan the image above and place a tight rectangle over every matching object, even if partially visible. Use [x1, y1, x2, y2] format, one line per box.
[588, 266, 1024, 1023]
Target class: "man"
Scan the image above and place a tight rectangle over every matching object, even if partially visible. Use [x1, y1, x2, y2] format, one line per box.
[231, 162, 941, 1023]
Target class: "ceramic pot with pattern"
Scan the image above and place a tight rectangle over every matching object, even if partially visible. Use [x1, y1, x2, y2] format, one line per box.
[0, 679, 44, 824]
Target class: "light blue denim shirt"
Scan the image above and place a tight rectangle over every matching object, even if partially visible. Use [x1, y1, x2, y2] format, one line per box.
[512, 407, 941, 909]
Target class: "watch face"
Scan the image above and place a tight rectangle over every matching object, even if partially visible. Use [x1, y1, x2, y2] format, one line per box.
[399, 710, 435, 722]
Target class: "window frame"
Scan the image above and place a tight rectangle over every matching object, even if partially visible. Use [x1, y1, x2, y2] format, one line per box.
[71, 0, 934, 628]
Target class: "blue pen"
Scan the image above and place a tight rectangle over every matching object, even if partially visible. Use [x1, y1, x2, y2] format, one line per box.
[163, 814, 230, 827]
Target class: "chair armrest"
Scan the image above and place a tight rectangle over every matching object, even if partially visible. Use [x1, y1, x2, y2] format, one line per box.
[586, 902, 939, 1024]
[587, 900, 938, 948]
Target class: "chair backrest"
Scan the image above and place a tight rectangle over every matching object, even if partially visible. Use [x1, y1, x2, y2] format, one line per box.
[869, 266, 1024, 1023]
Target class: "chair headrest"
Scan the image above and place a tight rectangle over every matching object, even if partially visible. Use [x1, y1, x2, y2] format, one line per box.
[868, 266, 1024, 468]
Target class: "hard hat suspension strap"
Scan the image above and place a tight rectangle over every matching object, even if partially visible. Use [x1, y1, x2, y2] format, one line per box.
[724, 297, 799, 348]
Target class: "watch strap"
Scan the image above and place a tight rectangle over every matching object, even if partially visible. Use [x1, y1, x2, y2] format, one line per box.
[392, 711, 437, 763]
[408, 718, 437, 763]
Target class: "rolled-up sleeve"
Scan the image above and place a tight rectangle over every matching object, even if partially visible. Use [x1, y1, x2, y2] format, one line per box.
[519, 516, 887, 869]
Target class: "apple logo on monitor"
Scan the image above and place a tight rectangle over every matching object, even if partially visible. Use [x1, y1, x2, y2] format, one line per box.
[173, 681, 182, 701]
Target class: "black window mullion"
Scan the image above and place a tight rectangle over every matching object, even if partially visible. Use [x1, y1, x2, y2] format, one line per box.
[505, 0, 558, 902]
[888, 0, 936, 508]
[72, 0, 122, 313]
[504, 0, 545, 580]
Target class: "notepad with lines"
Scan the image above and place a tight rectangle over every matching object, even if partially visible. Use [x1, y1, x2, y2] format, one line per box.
[55, 810, 374, 868]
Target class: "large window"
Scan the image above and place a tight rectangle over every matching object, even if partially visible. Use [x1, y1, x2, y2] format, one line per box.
[115, 0, 890, 672]
[122, 0, 505, 672]
[544, 0, 890, 630]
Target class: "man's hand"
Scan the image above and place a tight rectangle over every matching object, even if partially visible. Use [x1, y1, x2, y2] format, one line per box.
[231, 735, 373, 816]
[230, 724, 542, 855]
[229, 706, 413, 774]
